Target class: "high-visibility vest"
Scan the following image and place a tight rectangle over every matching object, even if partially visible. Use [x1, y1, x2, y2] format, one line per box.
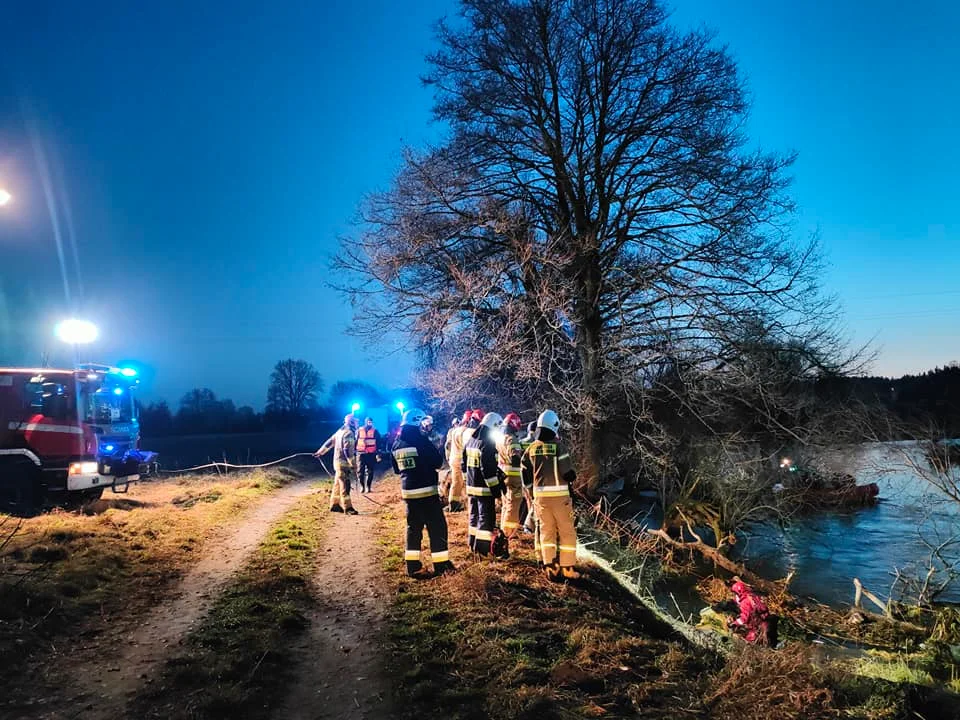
[357, 426, 378, 454]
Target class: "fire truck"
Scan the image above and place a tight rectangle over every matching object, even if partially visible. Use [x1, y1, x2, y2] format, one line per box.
[0, 364, 157, 511]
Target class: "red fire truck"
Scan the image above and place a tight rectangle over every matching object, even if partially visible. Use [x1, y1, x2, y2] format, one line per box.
[0, 365, 156, 511]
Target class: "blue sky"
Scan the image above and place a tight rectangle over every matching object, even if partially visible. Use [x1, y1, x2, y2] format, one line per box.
[1, 0, 958, 408]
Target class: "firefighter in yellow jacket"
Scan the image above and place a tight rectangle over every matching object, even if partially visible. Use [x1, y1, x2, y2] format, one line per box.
[521, 409, 581, 580]
[315, 413, 360, 515]
[447, 409, 479, 512]
[497, 412, 524, 537]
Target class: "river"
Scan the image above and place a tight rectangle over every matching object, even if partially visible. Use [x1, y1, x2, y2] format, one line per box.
[738, 443, 960, 607]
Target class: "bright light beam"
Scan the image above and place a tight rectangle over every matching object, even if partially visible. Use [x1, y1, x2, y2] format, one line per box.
[54, 318, 99, 345]
[0, 189, 11, 206]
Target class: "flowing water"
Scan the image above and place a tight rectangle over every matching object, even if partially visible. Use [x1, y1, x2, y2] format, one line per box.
[738, 443, 960, 607]
[603, 442, 960, 612]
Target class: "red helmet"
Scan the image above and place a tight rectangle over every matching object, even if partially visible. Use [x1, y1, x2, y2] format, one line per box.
[503, 412, 522, 432]
[471, 408, 485, 422]
[462, 410, 473, 424]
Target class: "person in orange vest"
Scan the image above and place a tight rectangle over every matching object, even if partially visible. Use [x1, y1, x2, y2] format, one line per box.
[315, 413, 360, 515]
[521, 410, 580, 580]
[356, 417, 381, 493]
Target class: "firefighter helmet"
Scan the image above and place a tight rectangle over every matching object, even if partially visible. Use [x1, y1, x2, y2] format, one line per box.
[344, 413, 359, 429]
[502, 412, 522, 432]
[479, 412, 503, 429]
[537, 409, 560, 433]
[471, 408, 485, 422]
[401, 408, 427, 427]
[462, 410, 473, 424]
[421, 414, 434, 431]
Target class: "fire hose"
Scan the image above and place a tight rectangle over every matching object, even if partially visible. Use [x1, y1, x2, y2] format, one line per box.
[156, 452, 328, 475]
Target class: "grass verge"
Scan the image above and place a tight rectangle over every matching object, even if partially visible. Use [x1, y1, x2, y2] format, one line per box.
[376, 488, 712, 719]
[0, 468, 303, 693]
[376, 487, 960, 719]
[130, 489, 328, 719]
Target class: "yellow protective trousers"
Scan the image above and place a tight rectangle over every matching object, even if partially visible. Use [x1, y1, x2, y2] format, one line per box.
[534, 494, 577, 567]
[448, 464, 466, 505]
[500, 474, 524, 531]
[330, 464, 355, 510]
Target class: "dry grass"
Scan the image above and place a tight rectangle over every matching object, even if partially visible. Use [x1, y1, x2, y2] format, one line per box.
[0, 469, 305, 689]
[706, 644, 837, 720]
[376, 486, 712, 719]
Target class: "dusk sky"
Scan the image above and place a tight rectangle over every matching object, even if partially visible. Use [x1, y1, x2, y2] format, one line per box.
[1, 0, 959, 410]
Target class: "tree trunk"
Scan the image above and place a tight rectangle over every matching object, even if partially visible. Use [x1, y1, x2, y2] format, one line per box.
[576, 246, 604, 497]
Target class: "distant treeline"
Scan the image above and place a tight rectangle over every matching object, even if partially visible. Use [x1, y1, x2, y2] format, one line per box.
[138, 360, 430, 437]
[841, 363, 960, 438]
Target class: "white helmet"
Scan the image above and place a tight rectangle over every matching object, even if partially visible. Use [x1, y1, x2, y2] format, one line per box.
[401, 408, 427, 427]
[479, 412, 503, 429]
[537, 409, 560, 433]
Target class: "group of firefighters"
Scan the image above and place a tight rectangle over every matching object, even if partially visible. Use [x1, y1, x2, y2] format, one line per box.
[315, 406, 582, 582]
[315, 408, 778, 645]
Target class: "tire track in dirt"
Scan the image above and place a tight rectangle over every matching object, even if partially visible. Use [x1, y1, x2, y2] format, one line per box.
[276, 489, 393, 720]
[45, 479, 322, 720]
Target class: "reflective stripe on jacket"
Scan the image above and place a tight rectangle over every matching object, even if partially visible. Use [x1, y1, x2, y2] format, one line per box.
[496, 432, 523, 478]
[391, 425, 443, 500]
[521, 440, 573, 497]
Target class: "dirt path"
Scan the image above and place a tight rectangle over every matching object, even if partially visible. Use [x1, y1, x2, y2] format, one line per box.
[276, 489, 394, 720]
[46, 479, 321, 720]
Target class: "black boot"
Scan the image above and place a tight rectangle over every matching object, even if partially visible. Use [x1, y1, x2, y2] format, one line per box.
[330, 505, 344, 513]
[345, 507, 359, 516]
[433, 561, 457, 577]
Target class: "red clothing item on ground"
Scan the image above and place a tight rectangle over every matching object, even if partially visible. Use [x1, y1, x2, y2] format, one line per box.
[729, 580, 771, 644]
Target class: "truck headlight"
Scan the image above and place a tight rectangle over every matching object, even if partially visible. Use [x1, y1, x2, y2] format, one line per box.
[69, 461, 99, 475]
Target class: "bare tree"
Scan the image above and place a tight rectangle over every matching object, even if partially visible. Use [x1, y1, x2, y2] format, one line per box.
[336, 0, 862, 495]
[266, 359, 323, 415]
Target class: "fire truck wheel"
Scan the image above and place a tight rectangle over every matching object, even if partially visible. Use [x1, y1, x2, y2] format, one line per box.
[63, 487, 105, 510]
[0, 456, 42, 516]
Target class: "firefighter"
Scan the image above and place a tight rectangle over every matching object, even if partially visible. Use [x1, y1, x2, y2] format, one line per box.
[726, 578, 778, 646]
[315, 413, 360, 515]
[440, 416, 461, 503]
[521, 410, 581, 580]
[446, 410, 474, 512]
[497, 412, 524, 537]
[356, 416, 381, 494]
[391, 408, 454, 577]
[520, 421, 538, 534]
[421, 414, 444, 451]
[444, 417, 460, 461]
[464, 412, 508, 558]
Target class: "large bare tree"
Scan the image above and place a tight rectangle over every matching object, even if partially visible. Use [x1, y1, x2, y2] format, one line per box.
[337, 0, 861, 495]
[266, 359, 323, 415]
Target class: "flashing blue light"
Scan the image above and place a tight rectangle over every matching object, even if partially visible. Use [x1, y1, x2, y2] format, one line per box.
[350, 402, 361, 413]
[395, 401, 405, 412]
[105, 444, 115, 452]
[119, 367, 137, 378]
[113, 387, 124, 396]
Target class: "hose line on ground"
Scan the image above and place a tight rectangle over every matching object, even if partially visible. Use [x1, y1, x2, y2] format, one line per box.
[156, 452, 323, 475]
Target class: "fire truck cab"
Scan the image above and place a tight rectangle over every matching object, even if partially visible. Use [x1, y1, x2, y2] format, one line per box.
[0, 366, 156, 511]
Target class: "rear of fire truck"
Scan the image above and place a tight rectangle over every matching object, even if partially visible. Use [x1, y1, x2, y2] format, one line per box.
[0, 367, 155, 512]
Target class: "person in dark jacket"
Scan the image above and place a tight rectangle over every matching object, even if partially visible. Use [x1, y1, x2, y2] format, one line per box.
[464, 412, 508, 558]
[392, 408, 454, 577]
